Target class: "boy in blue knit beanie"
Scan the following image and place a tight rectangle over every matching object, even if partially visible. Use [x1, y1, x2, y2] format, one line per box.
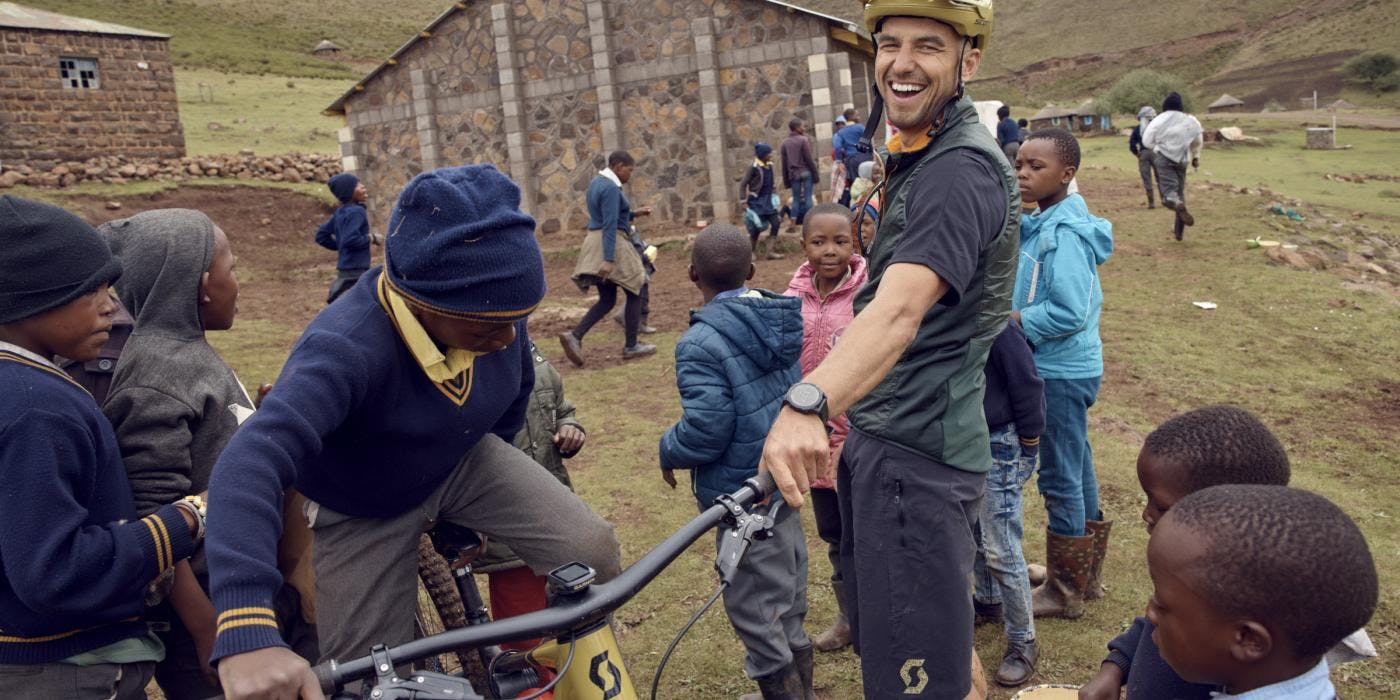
[0, 197, 202, 699]
[315, 172, 383, 304]
[203, 165, 622, 696]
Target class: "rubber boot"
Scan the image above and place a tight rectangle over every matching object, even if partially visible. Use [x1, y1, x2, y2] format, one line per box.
[738, 662, 804, 700]
[1084, 519, 1113, 600]
[792, 645, 819, 700]
[1030, 529, 1095, 619]
[1173, 211, 1186, 241]
[813, 582, 851, 652]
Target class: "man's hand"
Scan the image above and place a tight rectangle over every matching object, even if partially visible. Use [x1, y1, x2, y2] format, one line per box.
[1078, 662, 1125, 700]
[597, 260, 615, 281]
[554, 425, 585, 455]
[1191, 157, 1199, 171]
[1010, 309, 1022, 324]
[758, 407, 828, 508]
[635, 206, 653, 217]
[219, 647, 323, 700]
[255, 383, 273, 409]
[661, 469, 677, 489]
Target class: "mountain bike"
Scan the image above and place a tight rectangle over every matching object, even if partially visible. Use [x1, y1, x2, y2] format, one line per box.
[315, 472, 780, 699]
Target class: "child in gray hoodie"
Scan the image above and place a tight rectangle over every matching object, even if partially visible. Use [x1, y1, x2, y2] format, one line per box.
[100, 209, 315, 697]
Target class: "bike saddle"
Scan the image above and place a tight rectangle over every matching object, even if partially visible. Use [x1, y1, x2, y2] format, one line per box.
[426, 521, 488, 568]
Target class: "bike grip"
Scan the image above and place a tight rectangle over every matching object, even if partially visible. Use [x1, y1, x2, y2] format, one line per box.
[747, 471, 777, 499]
[313, 661, 338, 695]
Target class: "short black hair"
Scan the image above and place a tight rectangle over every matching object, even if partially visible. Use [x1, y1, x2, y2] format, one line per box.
[997, 105, 1011, 120]
[1142, 405, 1290, 492]
[1165, 485, 1377, 659]
[1024, 127, 1081, 170]
[1018, 118, 1028, 128]
[692, 223, 752, 290]
[607, 150, 635, 169]
[1163, 92, 1184, 113]
[789, 117, 804, 132]
[801, 202, 853, 239]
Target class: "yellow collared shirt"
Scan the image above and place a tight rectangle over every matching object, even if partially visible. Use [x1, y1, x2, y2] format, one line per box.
[378, 274, 480, 405]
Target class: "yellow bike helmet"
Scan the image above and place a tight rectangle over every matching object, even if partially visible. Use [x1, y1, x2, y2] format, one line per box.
[863, 0, 994, 50]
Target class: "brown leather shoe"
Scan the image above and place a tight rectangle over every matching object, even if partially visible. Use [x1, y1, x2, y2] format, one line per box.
[558, 332, 584, 368]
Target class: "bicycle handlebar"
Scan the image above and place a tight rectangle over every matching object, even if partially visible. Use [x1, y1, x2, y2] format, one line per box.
[313, 471, 777, 694]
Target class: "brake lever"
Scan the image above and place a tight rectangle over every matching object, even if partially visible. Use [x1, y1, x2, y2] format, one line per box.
[713, 498, 783, 586]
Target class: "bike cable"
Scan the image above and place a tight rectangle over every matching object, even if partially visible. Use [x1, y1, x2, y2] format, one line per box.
[649, 582, 728, 700]
[489, 632, 577, 700]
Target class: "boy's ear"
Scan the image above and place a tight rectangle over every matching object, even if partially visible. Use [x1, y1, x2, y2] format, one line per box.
[745, 263, 756, 282]
[1061, 165, 1078, 186]
[199, 270, 211, 304]
[1229, 620, 1273, 664]
[688, 264, 699, 284]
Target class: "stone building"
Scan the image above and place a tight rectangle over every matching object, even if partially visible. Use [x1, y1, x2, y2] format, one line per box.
[325, 0, 873, 235]
[0, 2, 184, 165]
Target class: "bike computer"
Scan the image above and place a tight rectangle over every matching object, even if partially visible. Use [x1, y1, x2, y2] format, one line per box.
[547, 562, 596, 595]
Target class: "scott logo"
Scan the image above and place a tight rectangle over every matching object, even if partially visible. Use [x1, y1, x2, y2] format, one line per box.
[589, 650, 622, 699]
[900, 658, 929, 695]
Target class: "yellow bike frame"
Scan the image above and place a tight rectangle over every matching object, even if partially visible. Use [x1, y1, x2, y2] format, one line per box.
[527, 621, 635, 700]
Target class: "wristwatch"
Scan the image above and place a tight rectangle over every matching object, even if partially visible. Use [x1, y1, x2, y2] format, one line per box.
[782, 382, 829, 424]
[175, 494, 207, 545]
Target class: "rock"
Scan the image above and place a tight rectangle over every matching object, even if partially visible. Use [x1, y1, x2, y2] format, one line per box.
[60, 173, 76, 187]
[1266, 246, 1321, 271]
[1366, 263, 1388, 276]
[207, 122, 226, 131]
[188, 163, 203, 176]
[0, 171, 23, 188]
[260, 217, 272, 226]
[539, 218, 561, 235]
[104, 201, 122, 210]
[239, 148, 255, 156]
[51, 165, 70, 176]
[117, 164, 137, 177]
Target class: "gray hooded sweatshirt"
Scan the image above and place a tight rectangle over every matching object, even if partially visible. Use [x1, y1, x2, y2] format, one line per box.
[100, 209, 254, 518]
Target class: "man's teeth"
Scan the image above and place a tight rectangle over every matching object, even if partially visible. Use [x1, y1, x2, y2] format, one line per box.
[891, 83, 925, 93]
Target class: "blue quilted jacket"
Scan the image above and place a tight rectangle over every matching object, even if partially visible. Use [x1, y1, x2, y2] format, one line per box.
[659, 290, 803, 506]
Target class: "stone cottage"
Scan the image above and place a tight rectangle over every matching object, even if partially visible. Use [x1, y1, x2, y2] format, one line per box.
[325, 0, 874, 235]
[0, 2, 184, 165]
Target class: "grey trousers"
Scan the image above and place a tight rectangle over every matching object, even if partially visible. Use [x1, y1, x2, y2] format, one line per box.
[0, 660, 154, 700]
[308, 434, 621, 667]
[1153, 152, 1188, 208]
[717, 502, 810, 679]
[1137, 148, 1156, 199]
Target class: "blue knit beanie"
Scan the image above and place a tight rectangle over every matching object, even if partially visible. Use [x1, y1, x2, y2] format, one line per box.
[755, 142, 773, 159]
[384, 165, 544, 322]
[328, 172, 359, 203]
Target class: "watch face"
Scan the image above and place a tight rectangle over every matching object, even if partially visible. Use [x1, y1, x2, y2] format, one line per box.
[790, 383, 822, 410]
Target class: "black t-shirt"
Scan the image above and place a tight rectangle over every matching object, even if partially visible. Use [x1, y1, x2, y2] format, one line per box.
[888, 149, 1007, 307]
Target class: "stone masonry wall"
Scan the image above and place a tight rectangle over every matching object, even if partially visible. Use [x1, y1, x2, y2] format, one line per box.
[354, 121, 420, 228]
[0, 29, 184, 164]
[512, 0, 592, 82]
[619, 75, 709, 222]
[720, 61, 813, 195]
[524, 90, 601, 234]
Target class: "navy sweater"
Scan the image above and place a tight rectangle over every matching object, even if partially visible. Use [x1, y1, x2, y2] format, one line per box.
[0, 351, 194, 664]
[1106, 617, 1214, 699]
[205, 268, 532, 661]
[315, 203, 372, 270]
[983, 321, 1045, 437]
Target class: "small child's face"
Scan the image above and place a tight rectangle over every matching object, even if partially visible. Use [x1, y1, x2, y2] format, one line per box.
[1015, 139, 1075, 207]
[803, 214, 854, 287]
[352, 183, 368, 203]
[857, 212, 877, 246]
[416, 311, 516, 354]
[200, 226, 240, 332]
[5, 284, 117, 362]
[1146, 518, 1243, 686]
[1136, 448, 1193, 533]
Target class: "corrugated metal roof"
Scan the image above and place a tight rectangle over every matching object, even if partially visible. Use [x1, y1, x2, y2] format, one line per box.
[0, 2, 168, 38]
[325, 0, 868, 115]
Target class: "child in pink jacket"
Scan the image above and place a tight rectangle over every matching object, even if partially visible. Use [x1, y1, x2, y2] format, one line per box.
[784, 202, 870, 652]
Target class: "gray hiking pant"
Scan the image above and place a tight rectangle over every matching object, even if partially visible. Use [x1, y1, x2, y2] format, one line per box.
[307, 434, 621, 667]
[0, 661, 154, 700]
[1137, 148, 1156, 200]
[1153, 152, 1188, 209]
[717, 501, 810, 679]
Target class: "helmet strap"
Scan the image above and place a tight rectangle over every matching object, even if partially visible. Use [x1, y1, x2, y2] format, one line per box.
[929, 37, 971, 139]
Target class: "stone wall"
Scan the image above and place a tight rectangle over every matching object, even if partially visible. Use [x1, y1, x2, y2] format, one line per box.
[0, 29, 184, 164]
[336, 0, 871, 230]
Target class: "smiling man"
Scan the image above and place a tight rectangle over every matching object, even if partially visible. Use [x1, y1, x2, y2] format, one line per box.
[758, 0, 1019, 696]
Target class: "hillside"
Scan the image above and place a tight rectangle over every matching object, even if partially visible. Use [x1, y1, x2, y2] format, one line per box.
[19, 0, 1400, 106]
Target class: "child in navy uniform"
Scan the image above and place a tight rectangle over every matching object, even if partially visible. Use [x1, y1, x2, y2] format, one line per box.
[0, 196, 200, 699]
[315, 172, 381, 303]
[658, 224, 810, 698]
[1145, 485, 1376, 699]
[204, 166, 620, 697]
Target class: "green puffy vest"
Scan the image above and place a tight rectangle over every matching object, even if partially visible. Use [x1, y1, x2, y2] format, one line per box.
[849, 96, 1020, 473]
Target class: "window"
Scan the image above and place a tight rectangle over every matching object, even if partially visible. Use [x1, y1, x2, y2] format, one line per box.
[60, 57, 99, 89]
[1051, 117, 1061, 126]
[1083, 116, 1093, 126]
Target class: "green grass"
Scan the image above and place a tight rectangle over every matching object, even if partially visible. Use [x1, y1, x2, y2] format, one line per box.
[175, 68, 349, 156]
[18, 0, 449, 79]
[198, 128, 1400, 695]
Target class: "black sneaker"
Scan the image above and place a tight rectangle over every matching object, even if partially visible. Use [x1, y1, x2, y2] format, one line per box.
[558, 332, 584, 368]
[974, 600, 1003, 626]
[994, 639, 1039, 687]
